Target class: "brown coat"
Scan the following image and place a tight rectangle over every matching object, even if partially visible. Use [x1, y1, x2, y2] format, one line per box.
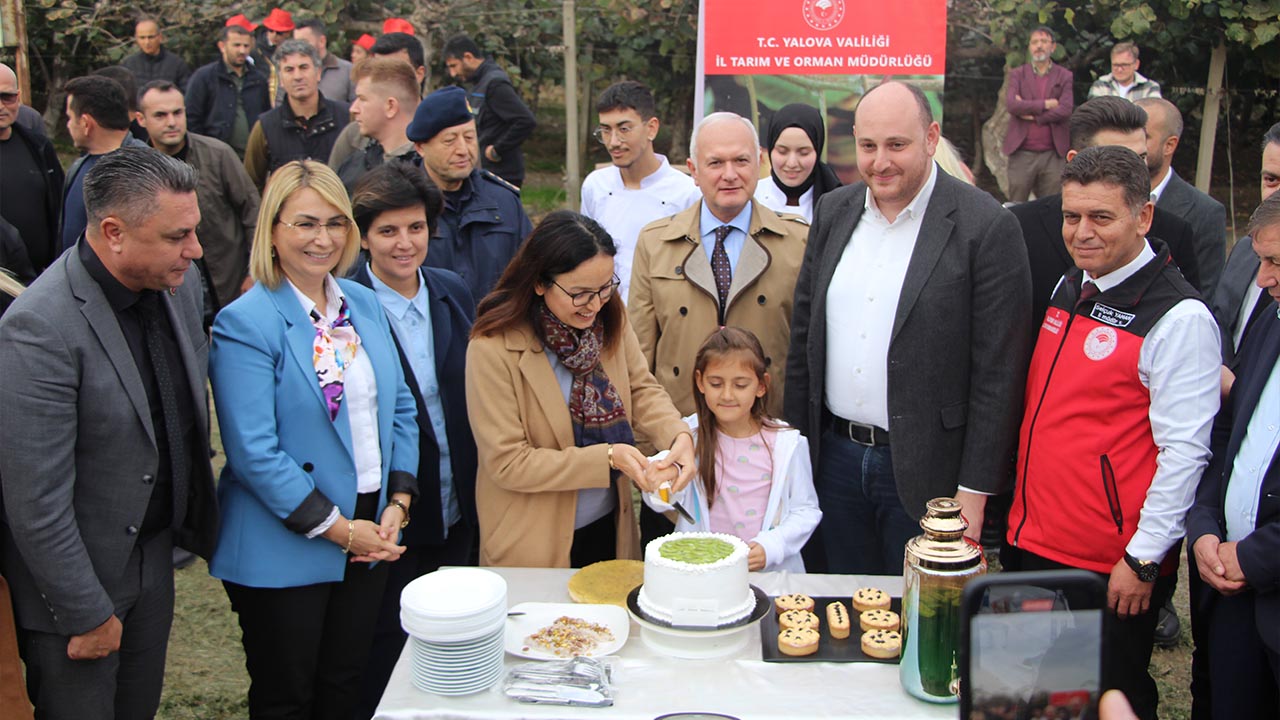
[629, 201, 808, 417]
[465, 312, 689, 567]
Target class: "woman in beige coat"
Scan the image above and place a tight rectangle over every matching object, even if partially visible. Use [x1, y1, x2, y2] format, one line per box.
[467, 211, 695, 568]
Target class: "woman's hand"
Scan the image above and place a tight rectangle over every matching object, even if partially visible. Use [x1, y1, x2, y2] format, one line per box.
[610, 443, 654, 491]
[653, 432, 697, 492]
[377, 493, 413, 543]
[323, 516, 407, 563]
[747, 541, 767, 571]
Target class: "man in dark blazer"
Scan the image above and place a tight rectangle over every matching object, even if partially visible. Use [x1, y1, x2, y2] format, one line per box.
[1210, 123, 1280, 367]
[0, 147, 217, 718]
[1011, 96, 1202, 331]
[1003, 26, 1074, 203]
[1187, 193, 1280, 719]
[345, 162, 478, 719]
[785, 81, 1033, 575]
[1138, 98, 1228, 299]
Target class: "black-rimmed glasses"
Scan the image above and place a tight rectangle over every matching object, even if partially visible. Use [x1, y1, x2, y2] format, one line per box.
[553, 275, 620, 307]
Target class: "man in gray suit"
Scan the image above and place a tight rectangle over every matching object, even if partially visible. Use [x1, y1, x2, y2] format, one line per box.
[1211, 122, 1280, 366]
[1138, 97, 1228, 299]
[0, 147, 218, 719]
[785, 81, 1033, 574]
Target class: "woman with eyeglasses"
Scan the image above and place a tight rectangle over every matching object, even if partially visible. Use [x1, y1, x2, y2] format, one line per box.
[466, 210, 696, 568]
[208, 160, 419, 719]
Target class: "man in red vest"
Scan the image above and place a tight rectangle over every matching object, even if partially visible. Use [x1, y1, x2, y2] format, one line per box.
[1004, 145, 1220, 720]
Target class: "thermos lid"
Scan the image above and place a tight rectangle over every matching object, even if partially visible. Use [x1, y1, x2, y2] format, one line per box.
[904, 498, 984, 571]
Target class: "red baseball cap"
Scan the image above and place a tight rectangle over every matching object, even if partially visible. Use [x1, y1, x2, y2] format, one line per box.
[382, 18, 415, 35]
[355, 34, 376, 51]
[262, 8, 295, 32]
[225, 14, 257, 31]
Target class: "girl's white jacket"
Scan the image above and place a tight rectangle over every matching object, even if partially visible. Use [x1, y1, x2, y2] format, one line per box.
[644, 414, 822, 573]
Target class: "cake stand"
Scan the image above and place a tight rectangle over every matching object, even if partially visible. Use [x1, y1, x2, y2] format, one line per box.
[625, 585, 770, 659]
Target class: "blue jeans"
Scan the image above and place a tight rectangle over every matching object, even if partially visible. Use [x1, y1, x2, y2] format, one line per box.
[816, 428, 919, 575]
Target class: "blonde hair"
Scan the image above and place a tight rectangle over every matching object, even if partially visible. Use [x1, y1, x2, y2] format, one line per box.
[249, 160, 362, 288]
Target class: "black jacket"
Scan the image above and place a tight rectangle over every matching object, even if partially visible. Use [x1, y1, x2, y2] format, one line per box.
[464, 60, 536, 186]
[121, 47, 192, 91]
[185, 60, 269, 146]
[256, 95, 350, 179]
[4, 123, 64, 271]
[1010, 193, 1203, 332]
[348, 262, 478, 545]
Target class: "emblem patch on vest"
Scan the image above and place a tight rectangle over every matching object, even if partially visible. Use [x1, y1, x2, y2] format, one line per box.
[1084, 326, 1118, 361]
[1089, 304, 1135, 328]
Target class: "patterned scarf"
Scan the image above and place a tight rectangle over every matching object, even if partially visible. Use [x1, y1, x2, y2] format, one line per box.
[536, 302, 635, 448]
[311, 297, 362, 421]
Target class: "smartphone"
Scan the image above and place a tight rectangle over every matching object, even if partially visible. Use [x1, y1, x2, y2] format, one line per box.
[959, 570, 1108, 720]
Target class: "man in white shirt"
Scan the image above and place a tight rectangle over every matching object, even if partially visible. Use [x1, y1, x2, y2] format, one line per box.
[1188, 193, 1280, 720]
[1006, 145, 1219, 720]
[580, 81, 700, 302]
[785, 81, 1032, 574]
[1137, 97, 1227, 299]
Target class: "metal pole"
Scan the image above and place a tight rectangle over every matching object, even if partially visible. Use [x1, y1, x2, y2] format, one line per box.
[564, 0, 580, 211]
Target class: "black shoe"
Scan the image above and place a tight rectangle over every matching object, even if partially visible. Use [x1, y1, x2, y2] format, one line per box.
[1154, 599, 1180, 648]
[172, 547, 197, 570]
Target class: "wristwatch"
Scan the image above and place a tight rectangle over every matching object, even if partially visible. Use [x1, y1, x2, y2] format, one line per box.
[1124, 553, 1159, 582]
[389, 499, 411, 530]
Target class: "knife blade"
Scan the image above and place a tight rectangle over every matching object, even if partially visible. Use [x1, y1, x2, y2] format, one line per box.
[671, 500, 695, 524]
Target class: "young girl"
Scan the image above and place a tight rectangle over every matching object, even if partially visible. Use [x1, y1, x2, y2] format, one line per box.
[646, 327, 821, 572]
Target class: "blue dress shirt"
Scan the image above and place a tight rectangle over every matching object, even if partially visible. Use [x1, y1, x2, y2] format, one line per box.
[699, 200, 753, 271]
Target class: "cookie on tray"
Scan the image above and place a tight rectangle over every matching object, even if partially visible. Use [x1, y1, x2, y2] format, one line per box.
[778, 609, 820, 631]
[852, 587, 891, 613]
[774, 593, 815, 615]
[778, 627, 820, 657]
[859, 608, 900, 633]
[826, 601, 851, 639]
[861, 629, 902, 659]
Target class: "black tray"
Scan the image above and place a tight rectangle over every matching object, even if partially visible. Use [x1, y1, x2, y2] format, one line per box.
[760, 595, 903, 664]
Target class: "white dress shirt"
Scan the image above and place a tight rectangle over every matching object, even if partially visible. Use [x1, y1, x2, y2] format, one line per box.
[1079, 242, 1221, 561]
[1225, 348, 1280, 541]
[824, 163, 939, 429]
[754, 175, 814, 223]
[580, 155, 701, 302]
[289, 277, 383, 537]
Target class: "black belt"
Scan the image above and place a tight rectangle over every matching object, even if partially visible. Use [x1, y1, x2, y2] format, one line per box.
[830, 416, 890, 447]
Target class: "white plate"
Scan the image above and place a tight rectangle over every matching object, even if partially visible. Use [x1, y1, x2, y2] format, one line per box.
[504, 602, 629, 660]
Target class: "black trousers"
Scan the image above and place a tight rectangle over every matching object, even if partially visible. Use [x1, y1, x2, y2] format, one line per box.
[353, 522, 475, 720]
[223, 494, 388, 720]
[570, 511, 617, 569]
[1001, 545, 1175, 720]
[19, 531, 173, 720]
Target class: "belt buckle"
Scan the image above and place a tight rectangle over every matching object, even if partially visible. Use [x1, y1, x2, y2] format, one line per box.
[848, 421, 875, 447]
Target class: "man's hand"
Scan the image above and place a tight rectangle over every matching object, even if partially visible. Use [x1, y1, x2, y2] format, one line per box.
[67, 614, 122, 660]
[1193, 534, 1247, 595]
[1218, 540, 1247, 583]
[1044, 98, 1059, 109]
[1107, 559, 1154, 618]
[954, 490, 987, 544]
[484, 145, 500, 162]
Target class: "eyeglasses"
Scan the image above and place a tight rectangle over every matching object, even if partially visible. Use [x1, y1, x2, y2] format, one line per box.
[592, 124, 638, 144]
[0, 92, 18, 104]
[277, 218, 352, 239]
[552, 275, 620, 307]
[1111, 62, 1135, 70]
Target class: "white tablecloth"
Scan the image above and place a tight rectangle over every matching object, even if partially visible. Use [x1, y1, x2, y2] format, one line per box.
[375, 568, 956, 719]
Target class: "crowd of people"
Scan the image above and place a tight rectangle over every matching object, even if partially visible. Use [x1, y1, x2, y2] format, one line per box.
[0, 15, 1276, 720]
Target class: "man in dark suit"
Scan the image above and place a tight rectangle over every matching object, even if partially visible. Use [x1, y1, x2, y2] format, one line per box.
[344, 163, 478, 720]
[1003, 26, 1074, 203]
[1187, 193, 1280, 719]
[1010, 96, 1202, 330]
[0, 147, 218, 719]
[1138, 98, 1228, 299]
[1210, 122, 1280, 367]
[785, 81, 1033, 574]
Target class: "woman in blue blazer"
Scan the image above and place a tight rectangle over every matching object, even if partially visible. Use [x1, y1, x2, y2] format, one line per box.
[345, 164, 478, 717]
[209, 160, 418, 720]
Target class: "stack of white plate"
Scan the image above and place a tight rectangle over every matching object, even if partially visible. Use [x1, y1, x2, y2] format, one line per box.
[400, 567, 507, 696]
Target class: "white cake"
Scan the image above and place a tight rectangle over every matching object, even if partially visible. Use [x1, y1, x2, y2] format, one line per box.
[636, 532, 755, 626]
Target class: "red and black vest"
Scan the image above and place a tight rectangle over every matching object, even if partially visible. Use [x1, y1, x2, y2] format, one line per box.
[1008, 241, 1200, 574]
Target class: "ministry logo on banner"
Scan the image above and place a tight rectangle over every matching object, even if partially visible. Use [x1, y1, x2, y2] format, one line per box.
[803, 0, 845, 31]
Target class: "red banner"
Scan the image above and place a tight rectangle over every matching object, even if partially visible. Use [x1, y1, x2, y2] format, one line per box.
[702, 0, 946, 76]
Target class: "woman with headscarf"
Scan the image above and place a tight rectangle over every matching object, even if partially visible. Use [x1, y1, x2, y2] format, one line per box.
[754, 103, 842, 223]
